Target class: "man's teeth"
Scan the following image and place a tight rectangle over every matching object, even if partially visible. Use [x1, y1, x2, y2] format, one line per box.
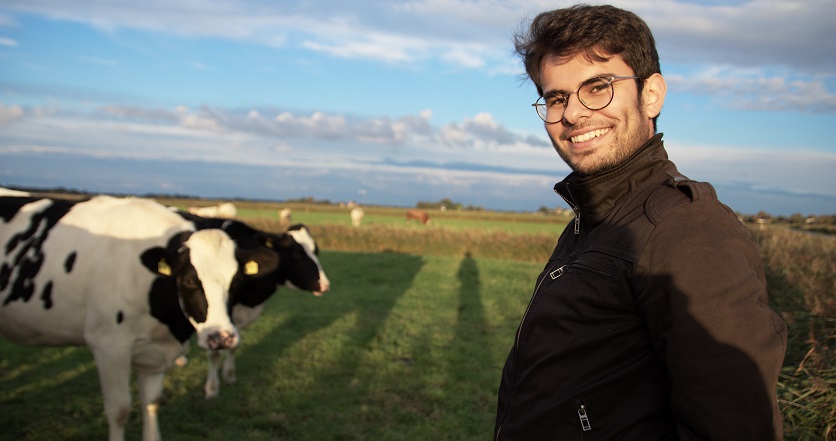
[571, 129, 608, 143]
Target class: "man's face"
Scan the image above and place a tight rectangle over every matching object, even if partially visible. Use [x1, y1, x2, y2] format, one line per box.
[539, 53, 656, 175]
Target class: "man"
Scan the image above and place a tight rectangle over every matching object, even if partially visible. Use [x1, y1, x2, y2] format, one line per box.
[495, 5, 787, 440]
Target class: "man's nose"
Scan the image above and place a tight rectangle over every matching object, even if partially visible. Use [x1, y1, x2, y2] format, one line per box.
[561, 93, 591, 125]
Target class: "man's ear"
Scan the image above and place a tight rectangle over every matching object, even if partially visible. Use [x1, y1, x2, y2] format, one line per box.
[642, 73, 666, 119]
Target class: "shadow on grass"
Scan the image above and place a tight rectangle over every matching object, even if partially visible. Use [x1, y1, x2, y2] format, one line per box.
[161, 250, 426, 440]
[0, 345, 106, 441]
[444, 252, 494, 434]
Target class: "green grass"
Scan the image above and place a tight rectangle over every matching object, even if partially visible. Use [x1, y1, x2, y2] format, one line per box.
[0, 252, 539, 441]
[1, 201, 832, 440]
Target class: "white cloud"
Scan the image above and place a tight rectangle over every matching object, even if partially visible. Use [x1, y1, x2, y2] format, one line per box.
[666, 67, 836, 113]
[667, 141, 836, 198]
[0, 37, 17, 47]
[0, 102, 556, 174]
[0, 103, 23, 124]
[2, 101, 831, 214]
[2, 0, 833, 108]
[632, 0, 836, 74]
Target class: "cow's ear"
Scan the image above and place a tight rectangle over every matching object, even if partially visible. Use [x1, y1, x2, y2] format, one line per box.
[140, 247, 175, 277]
[276, 233, 297, 250]
[237, 247, 279, 277]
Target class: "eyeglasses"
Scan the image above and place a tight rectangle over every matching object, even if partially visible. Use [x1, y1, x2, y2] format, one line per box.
[532, 76, 642, 124]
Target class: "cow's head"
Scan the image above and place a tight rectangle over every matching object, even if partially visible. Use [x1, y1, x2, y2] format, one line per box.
[274, 224, 330, 296]
[140, 229, 278, 350]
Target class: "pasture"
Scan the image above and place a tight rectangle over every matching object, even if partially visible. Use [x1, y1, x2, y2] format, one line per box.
[1, 199, 833, 440]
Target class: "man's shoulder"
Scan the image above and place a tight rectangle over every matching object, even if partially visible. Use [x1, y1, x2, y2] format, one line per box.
[644, 173, 727, 225]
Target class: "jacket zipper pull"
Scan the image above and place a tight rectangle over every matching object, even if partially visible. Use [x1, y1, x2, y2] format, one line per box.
[578, 405, 592, 431]
[549, 265, 567, 280]
[573, 210, 580, 235]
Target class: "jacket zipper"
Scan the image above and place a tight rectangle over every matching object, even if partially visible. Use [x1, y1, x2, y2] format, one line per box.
[515, 263, 566, 349]
[497, 262, 567, 441]
[556, 187, 581, 235]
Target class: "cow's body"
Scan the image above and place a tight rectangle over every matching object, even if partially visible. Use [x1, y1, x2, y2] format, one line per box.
[350, 207, 364, 227]
[405, 209, 430, 225]
[0, 187, 30, 196]
[176, 213, 331, 397]
[0, 193, 277, 441]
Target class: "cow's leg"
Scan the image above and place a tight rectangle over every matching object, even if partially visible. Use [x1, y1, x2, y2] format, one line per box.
[137, 370, 164, 441]
[222, 348, 237, 384]
[205, 349, 222, 398]
[90, 347, 132, 441]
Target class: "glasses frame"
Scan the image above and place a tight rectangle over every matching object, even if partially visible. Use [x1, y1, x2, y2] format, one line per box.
[532, 75, 642, 124]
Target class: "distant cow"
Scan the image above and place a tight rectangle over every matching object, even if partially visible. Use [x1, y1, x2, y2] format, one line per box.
[177, 214, 331, 398]
[278, 207, 293, 228]
[405, 209, 430, 225]
[0, 193, 278, 441]
[188, 202, 237, 219]
[350, 207, 365, 227]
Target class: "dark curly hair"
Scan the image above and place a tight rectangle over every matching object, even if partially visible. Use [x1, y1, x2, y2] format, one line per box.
[515, 4, 661, 122]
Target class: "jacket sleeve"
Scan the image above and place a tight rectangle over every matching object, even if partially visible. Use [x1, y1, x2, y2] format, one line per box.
[634, 195, 786, 440]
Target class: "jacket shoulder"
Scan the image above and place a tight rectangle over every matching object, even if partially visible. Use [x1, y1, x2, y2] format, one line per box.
[645, 172, 723, 225]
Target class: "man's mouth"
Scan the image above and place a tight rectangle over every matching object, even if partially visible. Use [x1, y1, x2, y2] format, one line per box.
[571, 128, 610, 144]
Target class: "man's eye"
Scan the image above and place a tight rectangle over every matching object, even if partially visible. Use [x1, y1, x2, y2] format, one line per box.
[547, 96, 566, 107]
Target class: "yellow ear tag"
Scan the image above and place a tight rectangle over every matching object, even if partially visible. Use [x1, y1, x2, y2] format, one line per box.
[157, 259, 172, 276]
[266, 239, 274, 249]
[244, 260, 259, 275]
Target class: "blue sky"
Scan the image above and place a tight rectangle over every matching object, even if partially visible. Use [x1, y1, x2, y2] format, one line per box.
[0, 0, 834, 216]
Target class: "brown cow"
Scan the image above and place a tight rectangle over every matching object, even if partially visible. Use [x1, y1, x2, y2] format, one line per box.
[405, 209, 430, 225]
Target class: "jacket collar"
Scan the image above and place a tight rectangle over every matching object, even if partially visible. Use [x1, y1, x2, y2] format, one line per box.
[554, 133, 677, 228]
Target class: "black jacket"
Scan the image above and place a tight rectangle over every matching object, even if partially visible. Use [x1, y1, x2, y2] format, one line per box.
[495, 134, 786, 440]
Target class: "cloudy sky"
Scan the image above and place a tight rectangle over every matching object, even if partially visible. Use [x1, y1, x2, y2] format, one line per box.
[0, 0, 834, 216]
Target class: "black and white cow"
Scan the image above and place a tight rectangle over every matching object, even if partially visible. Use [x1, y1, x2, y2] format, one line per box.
[0, 193, 278, 441]
[177, 213, 331, 398]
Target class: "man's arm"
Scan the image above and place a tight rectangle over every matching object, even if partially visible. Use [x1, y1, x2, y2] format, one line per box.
[636, 199, 786, 440]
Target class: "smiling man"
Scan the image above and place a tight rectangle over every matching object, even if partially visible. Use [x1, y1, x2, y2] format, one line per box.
[494, 5, 787, 440]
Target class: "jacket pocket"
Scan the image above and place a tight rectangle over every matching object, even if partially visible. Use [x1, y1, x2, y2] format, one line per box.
[566, 258, 616, 283]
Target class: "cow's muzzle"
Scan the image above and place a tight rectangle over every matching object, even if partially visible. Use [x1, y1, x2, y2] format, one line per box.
[206, 330, 238, 350]
[313, 279, 331, 297]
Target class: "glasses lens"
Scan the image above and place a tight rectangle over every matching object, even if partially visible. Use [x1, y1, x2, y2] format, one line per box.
[534, 99, 550, 122]
[579, 78, 613, 110]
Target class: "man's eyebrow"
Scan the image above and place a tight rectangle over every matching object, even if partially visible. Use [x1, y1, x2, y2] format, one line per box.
[543, 89, 567, 99]
[542, 73, 618, 97]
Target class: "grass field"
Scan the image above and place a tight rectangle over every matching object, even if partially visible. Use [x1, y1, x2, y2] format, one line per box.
[0, 252, 539, 440]
[0, 200, 833, 440]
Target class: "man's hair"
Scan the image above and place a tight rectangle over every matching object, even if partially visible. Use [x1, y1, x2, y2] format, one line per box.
[515, 4, 661, 98]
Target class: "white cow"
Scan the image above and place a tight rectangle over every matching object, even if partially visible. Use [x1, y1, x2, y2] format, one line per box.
[176, 215, 331, 398]
[350, 207, 364, 227]
[188, 202, 237, 219]
[0, 187, 31, 196]
[278, 207, 293, 228]
[0, 193, 278, 441]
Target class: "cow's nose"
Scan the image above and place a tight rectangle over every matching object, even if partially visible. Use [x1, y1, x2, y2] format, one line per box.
[207, 330, 238, 350]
